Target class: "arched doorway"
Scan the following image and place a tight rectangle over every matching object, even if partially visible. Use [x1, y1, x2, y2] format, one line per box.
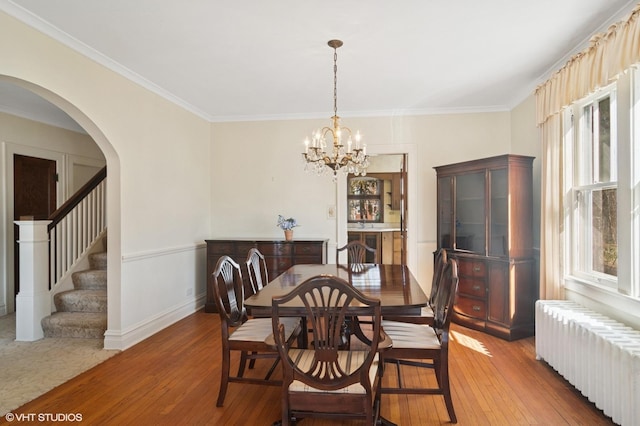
[0, 76, 122, 341]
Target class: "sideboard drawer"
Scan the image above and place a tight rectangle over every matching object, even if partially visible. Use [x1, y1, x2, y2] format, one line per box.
[454, 295, 486, 319]
[458, 277, 486, 298]
[258, 242, 292, 256]
[294, 243, 324, 256]
[207, 241, 234, 256]
[457, 258, 486, 277]
[235, 242, 257, 256]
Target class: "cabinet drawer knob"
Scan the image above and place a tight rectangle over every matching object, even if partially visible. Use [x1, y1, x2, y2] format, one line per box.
[472, 285, 481, 291]
[473, 305, 481, 311]
[473, 266, 481, 272]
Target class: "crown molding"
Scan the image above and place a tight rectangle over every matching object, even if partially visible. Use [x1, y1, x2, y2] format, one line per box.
[0, 1, 215, 122]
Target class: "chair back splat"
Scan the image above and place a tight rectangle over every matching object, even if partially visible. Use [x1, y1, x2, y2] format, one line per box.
[271, 275, 385, 425]
[429, 248, 448, 304]
[380, 257, 459, 423]
[336, 240, 377, 265]
[214, 256, 247, 326]
[246, 248, 269, 295]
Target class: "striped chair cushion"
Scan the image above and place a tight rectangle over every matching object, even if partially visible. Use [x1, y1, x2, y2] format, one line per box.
[286, 349, 379, 394]
[230, 317, 299, 342]
[421, 305, 434, 317]
[382, 320, 440, 349]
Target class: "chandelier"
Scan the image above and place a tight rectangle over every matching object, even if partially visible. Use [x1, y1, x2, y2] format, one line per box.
[302, 39, 369, 180]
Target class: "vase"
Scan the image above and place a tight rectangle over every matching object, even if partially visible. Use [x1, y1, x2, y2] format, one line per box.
[284, 230, 293, 241]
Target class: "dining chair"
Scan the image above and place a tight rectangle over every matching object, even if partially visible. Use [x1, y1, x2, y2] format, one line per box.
[336, 240, 377, 265]
[271, 275, 390, 425]
[246, 247, 268, 295]
[380, 257, 459, 423]
[383, 248, 448, 325]
[244, 247, 273, 367]
[211, 255, 302, 407]
[336, 240, 378, 345]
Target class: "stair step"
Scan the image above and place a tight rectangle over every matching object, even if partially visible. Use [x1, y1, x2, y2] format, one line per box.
[72, 270, 107, 290]
[41, 312, 107, 339]
[89, 252, 107, 270]
[54, 289, 107, 313]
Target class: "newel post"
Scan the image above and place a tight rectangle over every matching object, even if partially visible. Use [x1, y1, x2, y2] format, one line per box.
[14, 220, 51, 341]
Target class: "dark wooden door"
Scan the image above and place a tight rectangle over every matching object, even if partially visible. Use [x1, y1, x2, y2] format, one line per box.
[13, 154, 57, 296]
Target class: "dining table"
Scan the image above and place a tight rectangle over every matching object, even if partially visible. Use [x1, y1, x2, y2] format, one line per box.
[244, 263, 429, 317]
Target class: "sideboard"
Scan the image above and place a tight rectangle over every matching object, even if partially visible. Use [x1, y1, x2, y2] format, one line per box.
[204, 238, 328, 313]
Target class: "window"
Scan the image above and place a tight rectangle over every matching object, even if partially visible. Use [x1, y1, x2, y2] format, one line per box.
[347, 177, 383, 222]
[571, 90, 618, 286]
[564, 67, 639, 296]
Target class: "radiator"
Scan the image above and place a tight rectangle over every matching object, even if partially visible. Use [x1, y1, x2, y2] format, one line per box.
[535, 300, 640, 426]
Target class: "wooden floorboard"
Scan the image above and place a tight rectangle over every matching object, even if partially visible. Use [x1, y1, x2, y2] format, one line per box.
[2, 310, 616, 425]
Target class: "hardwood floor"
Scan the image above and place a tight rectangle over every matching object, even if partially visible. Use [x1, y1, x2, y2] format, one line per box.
[3, 310, 615, 425]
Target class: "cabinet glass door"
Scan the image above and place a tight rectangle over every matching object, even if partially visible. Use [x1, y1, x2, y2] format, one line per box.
[455, 172, 485, 253]
[347, 177, 383, 223]
[489, 168, 508, 256]
[437, 176, 453, 249]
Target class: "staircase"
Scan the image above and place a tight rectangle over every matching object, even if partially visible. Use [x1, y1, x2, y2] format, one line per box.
[14, 167, 107, 342]
[41, 251, 107, 339]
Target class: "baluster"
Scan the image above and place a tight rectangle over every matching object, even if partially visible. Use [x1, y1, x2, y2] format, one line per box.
[45, 166, 107, 288]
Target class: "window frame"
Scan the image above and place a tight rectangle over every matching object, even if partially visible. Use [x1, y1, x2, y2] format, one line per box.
[563, 67, 640, 300]
[567, 87, 618, 288]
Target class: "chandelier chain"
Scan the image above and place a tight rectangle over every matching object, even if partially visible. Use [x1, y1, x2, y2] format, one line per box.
[333, 47, 338, 118]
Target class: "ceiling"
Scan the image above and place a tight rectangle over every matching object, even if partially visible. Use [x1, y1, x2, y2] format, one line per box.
[0, 0, 637, 132]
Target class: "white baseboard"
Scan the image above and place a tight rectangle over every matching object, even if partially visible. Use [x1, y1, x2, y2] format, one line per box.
[103, 294, 205, 351]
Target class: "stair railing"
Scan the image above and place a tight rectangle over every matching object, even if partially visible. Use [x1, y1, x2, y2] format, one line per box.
[47, 166, 107, 288]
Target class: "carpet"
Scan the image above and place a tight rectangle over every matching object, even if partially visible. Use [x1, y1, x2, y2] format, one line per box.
[0, 313, 119, 416]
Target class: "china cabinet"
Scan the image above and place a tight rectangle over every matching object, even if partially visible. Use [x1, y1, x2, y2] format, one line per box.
[347, 176, 383, 223]
[435, 154, 536, 340]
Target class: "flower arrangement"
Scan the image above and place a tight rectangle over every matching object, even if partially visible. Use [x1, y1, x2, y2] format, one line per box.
[277, 215, 299, 231]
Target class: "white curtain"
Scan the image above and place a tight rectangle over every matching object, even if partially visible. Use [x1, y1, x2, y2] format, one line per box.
[535, 3, 640, 299]
[539, 114, 563, 300]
